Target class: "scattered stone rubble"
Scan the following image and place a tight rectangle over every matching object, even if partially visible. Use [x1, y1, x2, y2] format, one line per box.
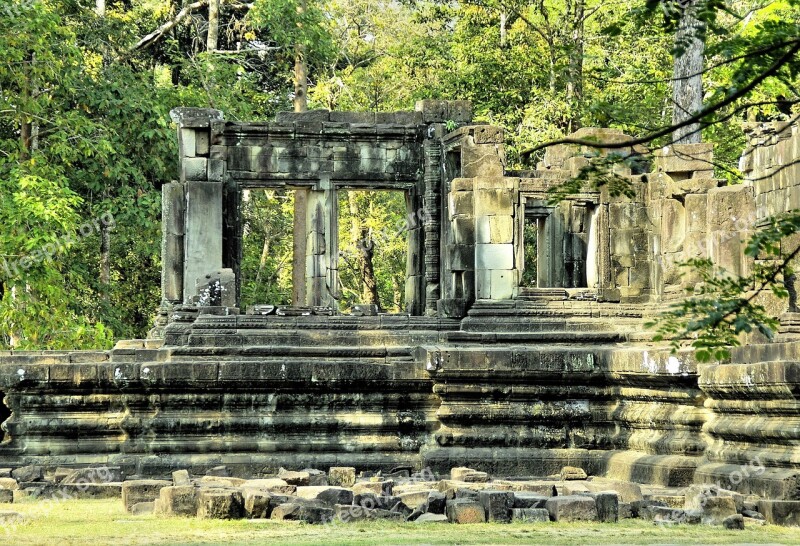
[1, 464, 798, 528]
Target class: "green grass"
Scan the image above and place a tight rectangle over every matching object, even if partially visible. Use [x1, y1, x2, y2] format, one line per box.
[2, 499, 799, 545]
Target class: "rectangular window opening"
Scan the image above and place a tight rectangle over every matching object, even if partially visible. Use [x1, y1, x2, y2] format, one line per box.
[239, 189, 295, 309]
[337, 189, 409, 314]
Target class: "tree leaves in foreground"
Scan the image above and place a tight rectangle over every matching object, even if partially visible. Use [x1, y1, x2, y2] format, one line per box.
[647, 212, 800, 362]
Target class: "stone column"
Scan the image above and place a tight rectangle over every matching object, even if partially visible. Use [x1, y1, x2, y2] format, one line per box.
[474, 177, 519, 300]
[304, 176, 336, 309]
[169, 108, 225, 303]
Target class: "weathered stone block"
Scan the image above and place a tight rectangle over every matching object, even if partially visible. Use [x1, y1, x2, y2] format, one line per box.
[63, 467, 122, 484]
[271, 503, 334, 524]
[545, 496, 598, 522]
[172, 470, 191, 486]
[182, 157, 208, 182]
[0, 489, 12, 503]
[197, 488, 244, 519]
[478, 490, 514, 523]
[699, 496, 737, 525]
[243, 491, 272, 519]
[513, 493, 548, 509]
[512, 508, 549, 522]
[475, 244, 514, 270]
[328, 467, 356, 488]
[560, 466, 588, 480]
[427, 491, 447, 514]
[0, 478, 19, 491]
[353, 480, 393, 496]
[295, 486, 353, 506]
[156, 485, 198, 517]
[723, 514, 745, 530]
[12, 466, 42, 482]
[757, 500, 800, 526]
[122, 480, 170, 513]
[446, 499, 486, 523]
[414, 512, 449, 523]
[595, 491, 619, 523]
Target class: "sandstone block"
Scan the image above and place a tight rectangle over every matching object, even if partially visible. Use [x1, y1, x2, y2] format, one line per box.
[294, 486, 353, 506]
[723, 514, 745, 530]
[328, 467, 356, 488]
[513, 493, 548, 509]
[197, 488, 244, 519]
[560, 466, 588, 480]
[0, 469, 10, 478]
[512, 508, 549, 522]
[334, 504, 403, 522]
[0, 478, 19, 491]
[414, 512, 448, 523]
[427, 491, 447, 514]
[271, 503, 334, 524]
[595, 491, 619, 523]
[478, 490, 514, 523]
[243, 491, 272, 519]
[206, 465, 229, 477]
[451, 467, 478, 482]
[12, 466, 42, 483]
[241, 479, 295, 495]
[446, 499, 486, 524]
[122, 480, 170, 513]
[757, 500, 800, 526]
[353, 480, 393, 496]
[585, 480, 643, 503]
[278, 469, 311, 486]
[172, 470, 191, 486]
[545, 496, 598, 522]
[700, 496, 737, 525]
[0, 489, 12, 503]
[156, 485, 198, 517]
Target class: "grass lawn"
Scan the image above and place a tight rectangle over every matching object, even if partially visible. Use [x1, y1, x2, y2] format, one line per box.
[2, 498, 799, 545]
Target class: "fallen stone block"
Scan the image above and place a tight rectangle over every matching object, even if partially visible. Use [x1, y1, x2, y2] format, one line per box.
[462, 472, 489, 483]
[498, 480, 556, 496]
[131, 502, 154, 515]
[51, 468, 72, 484]
[172, 470, 191, 486]
[450, 467, 477, 481]
[651, 506, 700, 525]
[277, 469, 311, 486]
[205, 466, 229, 477]
[197, 488, 244, 519]
[647, 494, 684, 509]
[723, 514, 744, 530]
[303, 469, 328, 486]
[512, 508, 549, 523]
[243, 491, 271, 519]
[454, 488, 480, 500]
[683, 485, 743, 513]
[632, 500, 668, 519]
[197, 476, 246, 488]
[414, 513, 448, 523]
[156, 485, 198, 517]
[619, 502, 633, 519]
[271, 503, 334, 524]
[0, 469, 10, 478]
[328, 467, 356, 488]
[545, 496, 598, 522]
[12, 466, 42, 483]
[122, 480, 170, 513]
[294, 486, 353, 506]
[585, 480, 643, 503]
[478, 490, 514, 523]
[353, 480, 393, 496]
[0, 489, 12, 503]
[742, 509, 764, 520]
[700, 496, 737, 525]
[513, 493, 548, 509]
[560, 482, 590, 496]
[757, 500, 800, 526]
[399, 490, 429, 509]
[0, 478, 18, 491]
[242, 479, 295, 495]
[560, 466, 588, 481]
[426, 491, 447, 514]
[334, 504, 403, 522]
[446, 499, 486, 524]
[595, 491, 619, 523]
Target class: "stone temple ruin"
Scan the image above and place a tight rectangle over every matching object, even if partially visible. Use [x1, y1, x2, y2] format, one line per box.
[0, 101, 799, 520]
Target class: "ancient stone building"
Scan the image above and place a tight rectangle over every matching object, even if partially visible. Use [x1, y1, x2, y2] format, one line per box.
[0, 102, 798, 500]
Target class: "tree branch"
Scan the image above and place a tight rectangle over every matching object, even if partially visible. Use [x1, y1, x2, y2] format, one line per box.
[128, 1, 208, 54]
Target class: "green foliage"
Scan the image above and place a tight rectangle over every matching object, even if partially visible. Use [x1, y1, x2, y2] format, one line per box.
[239, 190, 295, 308]
[249, 0, 337, 63]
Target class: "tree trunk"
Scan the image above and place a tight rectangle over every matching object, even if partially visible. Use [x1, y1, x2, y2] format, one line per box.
[671, 0, 705, 144]
[500, 12, 507, 47]
[565, 0, 584, 133]
[358, 233, 380, 307]
[96, 0, 105, 16]
[293, 45, 308, 112]
[100, 221, 111, 292]
[207, 0, 219, 52]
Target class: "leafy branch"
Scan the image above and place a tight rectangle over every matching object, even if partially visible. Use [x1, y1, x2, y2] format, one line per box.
[647, 212, 800, 362]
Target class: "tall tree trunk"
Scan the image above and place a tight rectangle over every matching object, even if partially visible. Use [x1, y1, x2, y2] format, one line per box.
[207, 0, 219, 51]
[293, 45, 308, 112]
[565, 0, 584, 133]
[347, 193, 380, 307]
[671, 0, 705, 144]
[96, 0, 105, 16]
[500, 12, 507, 47]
